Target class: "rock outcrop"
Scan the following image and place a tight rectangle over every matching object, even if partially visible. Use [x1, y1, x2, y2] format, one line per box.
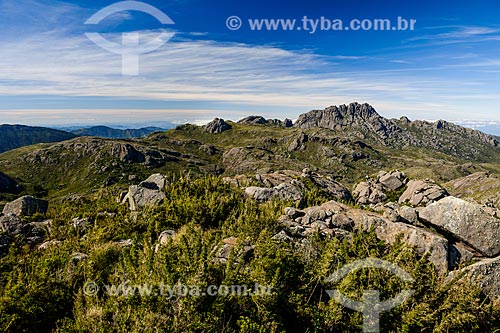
[2, 196, 48, 217]
[245, 183, 303, 203]
[294, 102, 404, 141]
[447, 256, 500, 302]
[277, 200, 453, 274]
[419, 196, 500, 257]
[398, 179, 448, 206]
[121, 174, 167, 210]
[204, 118, 232, 134]
[227, 169, 351, 203]
[238, 116, 293, 128]
[353, 170, 407, 205]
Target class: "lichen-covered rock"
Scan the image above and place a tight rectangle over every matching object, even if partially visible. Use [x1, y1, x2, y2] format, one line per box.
[353, 170, 406, 205]
[398, 179, 448, 206]
[121, 174, 167, 210]
[2, 196, 48, 217]
[140, 173, 167, 190]
[278, 200, 452, 274]
[447, 256, 500, 302]
[418, 196, 500, 257]
[244, 183, 303, 202]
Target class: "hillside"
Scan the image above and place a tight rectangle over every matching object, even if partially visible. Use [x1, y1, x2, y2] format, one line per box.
[2, 103, 500, 332]
[0, 125, 77, 154]
[1, 103, 500, 199]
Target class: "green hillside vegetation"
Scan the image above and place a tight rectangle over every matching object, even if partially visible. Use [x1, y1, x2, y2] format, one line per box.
[1, 120, 500, 202]
[0, 125, 77, 154]
[1, 175, 499, 332]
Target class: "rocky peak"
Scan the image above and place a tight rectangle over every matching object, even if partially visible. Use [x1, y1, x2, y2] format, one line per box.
[204, 118, 232, 134]
[238, 116, 293, 128]
[294, 102, 403, 141]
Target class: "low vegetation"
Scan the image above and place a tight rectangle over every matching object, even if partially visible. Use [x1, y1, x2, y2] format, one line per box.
[1, 174, 499, 332]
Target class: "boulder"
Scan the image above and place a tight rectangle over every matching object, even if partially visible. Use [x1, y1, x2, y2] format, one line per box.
[447, 256, 500, 301]
[115, 239, 133, 247]
[158, 230, 176, 244]
[398, 179, 448, 206]
[379, 173, 404, 191]
[38, 240, 60, 250]
[140, 173, 167, 190]
[204, 118, 232, 134]
[418, 196, 500, 257]
[352, 170, 406, 205]
[122, 185, 165, 210]
[278, 200, 452, 274]
[70, 252, 89, 262]
[244, 183, 303, 202]
[2, 196, 48, 216]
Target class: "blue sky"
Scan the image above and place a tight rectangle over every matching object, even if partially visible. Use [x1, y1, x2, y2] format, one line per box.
[1, 0, 500, 130]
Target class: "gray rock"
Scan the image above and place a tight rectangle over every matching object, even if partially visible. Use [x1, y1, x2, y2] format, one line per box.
[397, 206, 420, 225]
[0, 214, 24, 234]
[353, 170, 407, 205]
[280, 200, 452, 274]
[352, 212, 450, 274]
[379, 173, 404, 191]
[447, 256, 500, 302]
[398, 179, 448, 206]
[244, 183, 303, 202]
[418, 196, 500, 257]
[158, 230, 176, 244]
[284, 207, 305, 219]
[70, 252, 89, 262]
[71, 217, 92, 230]
[204, 118, 232, 134]
[38, 240, 60, 250]
[140, 173, 167, 190]
[2, 196, 48, 217]
[331, 214, 355, 231]
[115, 239, 133, 247]
[272, 230, 293, 242]
[122, 185, 165, 211]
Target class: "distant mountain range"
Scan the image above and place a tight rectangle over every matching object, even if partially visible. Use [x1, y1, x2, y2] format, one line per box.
[0, 125, 168, 154]
[0, 125, 77, 154]
[70, 126, 166, 139]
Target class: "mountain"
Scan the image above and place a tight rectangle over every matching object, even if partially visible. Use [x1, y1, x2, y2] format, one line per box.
[1, 102, 500, 198]
[3, 103, 500, 332]
[71, 126, 165, 139]
[0, 124, 77, 154]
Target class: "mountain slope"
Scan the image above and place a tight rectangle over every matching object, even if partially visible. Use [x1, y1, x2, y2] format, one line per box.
[294, 102, 500, 161]
[71, 126, 165, 139]
[1, 102, 500, 198]
[0, 125, 77, 154]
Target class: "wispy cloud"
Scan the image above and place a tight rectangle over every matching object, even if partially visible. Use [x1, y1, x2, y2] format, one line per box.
[408, 25, 500, 45]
